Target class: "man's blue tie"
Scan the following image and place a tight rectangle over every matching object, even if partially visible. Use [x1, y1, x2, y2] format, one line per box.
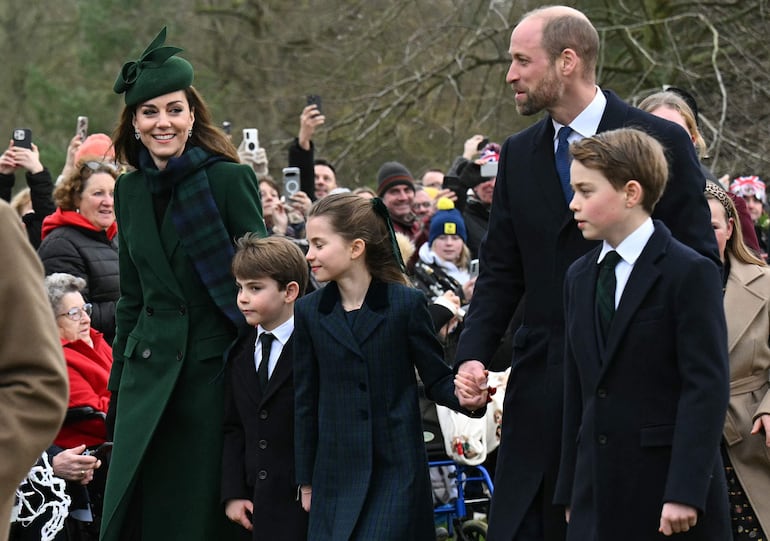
[555, 126, 574, 203]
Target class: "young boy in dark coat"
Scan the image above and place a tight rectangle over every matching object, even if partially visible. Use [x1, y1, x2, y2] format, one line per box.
[221, 234, 309, 540]
[554, 128, 731, 540]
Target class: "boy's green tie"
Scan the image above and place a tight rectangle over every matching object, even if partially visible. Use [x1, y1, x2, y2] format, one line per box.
[596, 251, 622, 342]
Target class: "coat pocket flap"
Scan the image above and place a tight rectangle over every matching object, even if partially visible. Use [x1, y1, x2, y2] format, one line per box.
[640, 424, 675, 447]
[123, 334, 138, 358]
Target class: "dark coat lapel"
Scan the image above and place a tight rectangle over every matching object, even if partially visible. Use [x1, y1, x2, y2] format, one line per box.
[571, 255, 603, 376]
[596, 90, 630, 134]
[531, 119, 571, 223]
[317, 280, 387, 357]
[232, 327, 260, 407]
[122, 180, 184, 300]
[158, 204, 181, 260]
[262, 337, 294, 403]
[603, 224, 668, 363]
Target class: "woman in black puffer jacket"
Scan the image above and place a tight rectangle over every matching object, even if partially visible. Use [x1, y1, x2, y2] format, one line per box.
[38, 161, 119, 343]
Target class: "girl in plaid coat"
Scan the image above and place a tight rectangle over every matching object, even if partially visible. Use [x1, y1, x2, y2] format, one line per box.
[294, 194, 483, 540]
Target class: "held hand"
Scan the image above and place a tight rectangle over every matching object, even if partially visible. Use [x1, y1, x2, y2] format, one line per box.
[0, 145, 16, 175]
[659, 502, 697, 536]
[463, 134, 486, 160]
[751, 414, 770, 447]
[462, 277, 477, 304]
[225, 499, 254, 531]
[61, 135, 82, 180]
[271, 201, 289, 235]
[51, 444, 100, 485]
[300, 485, 312, 512]
[288, 190, 313, 217]
[436, 187, 457, 202]
[565, 507, 571, 523]
[455, 360, 489, 410]
[12, 144, 44, 175]
[298, 105, 325, 150]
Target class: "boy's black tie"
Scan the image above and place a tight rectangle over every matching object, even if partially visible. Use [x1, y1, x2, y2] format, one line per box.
[258, 332, 275, 390]
[596, 251, 622, 342]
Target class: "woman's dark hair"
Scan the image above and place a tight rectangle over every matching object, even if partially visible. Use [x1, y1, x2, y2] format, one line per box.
[113, 86, 239, 169]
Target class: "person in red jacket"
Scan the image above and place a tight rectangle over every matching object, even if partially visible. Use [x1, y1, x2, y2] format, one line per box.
[44, 272, 112, 451]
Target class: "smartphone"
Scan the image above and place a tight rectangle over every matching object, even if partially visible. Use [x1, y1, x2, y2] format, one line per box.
[12, 128, 32, 149]
[76, 116, 89, 142]
[221, 121, 232, 136]
[476, 137, 489, 151]
[242, 128, 259, 152]
[85, 441, 113, 462]
[480, 161, 498, 178]
[282, 166, 301, 201]
[469, 259, 479, 278]
[306, 94, 322, 115]
[442, 174, 464, 196]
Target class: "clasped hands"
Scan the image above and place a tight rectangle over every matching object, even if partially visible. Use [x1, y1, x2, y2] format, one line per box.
[454, 360, 495, 411]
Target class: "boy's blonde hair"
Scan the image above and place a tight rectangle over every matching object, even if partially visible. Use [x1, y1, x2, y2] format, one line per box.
[231, 234, 309, 295]
[570, 128, 669, 214]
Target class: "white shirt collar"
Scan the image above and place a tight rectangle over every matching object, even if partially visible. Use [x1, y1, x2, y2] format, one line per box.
[257, 316, 294, 347]
[552, 86, 607, 142]
[598, 217, 654, 265]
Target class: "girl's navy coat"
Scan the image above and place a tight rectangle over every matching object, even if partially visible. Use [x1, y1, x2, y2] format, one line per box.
[294, 280, 477, 540]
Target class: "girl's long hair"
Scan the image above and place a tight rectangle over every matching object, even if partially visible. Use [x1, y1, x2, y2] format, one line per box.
[309, 194, 408, 285]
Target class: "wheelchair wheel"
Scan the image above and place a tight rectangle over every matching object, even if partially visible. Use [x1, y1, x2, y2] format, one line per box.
[460, 519, 487, 541]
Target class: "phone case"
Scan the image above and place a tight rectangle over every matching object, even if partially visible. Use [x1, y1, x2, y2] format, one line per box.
[12, 128, 32, 149]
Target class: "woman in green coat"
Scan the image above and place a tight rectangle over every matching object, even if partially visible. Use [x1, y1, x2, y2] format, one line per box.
[101, 28, 266, 540]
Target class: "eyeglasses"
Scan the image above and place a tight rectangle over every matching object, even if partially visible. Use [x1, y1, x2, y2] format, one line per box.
[57, 303, 93, 321]
[80, 161, 120, 180]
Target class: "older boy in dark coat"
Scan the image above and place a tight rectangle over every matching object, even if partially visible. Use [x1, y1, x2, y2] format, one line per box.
[555, 129, 730, 540]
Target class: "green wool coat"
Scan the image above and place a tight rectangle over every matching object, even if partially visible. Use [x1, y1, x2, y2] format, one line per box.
[100, 161, 266, 540]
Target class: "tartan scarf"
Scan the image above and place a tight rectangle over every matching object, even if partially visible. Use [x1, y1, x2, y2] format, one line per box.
[141, 146, 243, 326]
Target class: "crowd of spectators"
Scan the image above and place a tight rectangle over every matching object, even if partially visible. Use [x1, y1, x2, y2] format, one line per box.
[3, 15, 770, 541]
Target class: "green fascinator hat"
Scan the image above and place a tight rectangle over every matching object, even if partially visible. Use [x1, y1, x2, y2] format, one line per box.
[113, 27, 194, 107]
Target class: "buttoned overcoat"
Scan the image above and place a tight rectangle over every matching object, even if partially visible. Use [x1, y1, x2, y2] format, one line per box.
[100, 161, 265, 540]
[294, 280, 472, 541]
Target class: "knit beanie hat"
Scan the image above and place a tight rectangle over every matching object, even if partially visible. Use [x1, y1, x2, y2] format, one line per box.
[429, 198, 467, 245]
[377, 161, 415, 196]
[113, 27, 194, 107]
[75, 134, 116, 164]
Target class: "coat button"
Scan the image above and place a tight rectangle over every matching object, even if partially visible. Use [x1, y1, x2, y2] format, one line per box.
[141, 348, 151, 359]
[597, 388, 607, 399]
[259, 410, 268, 420]
[258, 439, 268, 449]
[176, 351, 183, 361]
[179, 305, 186, 316]
[145, 306, 154, 316]
[359, 382, 367, 391]
[257, 470, 267, 480]
[597, 434, 608, 445]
